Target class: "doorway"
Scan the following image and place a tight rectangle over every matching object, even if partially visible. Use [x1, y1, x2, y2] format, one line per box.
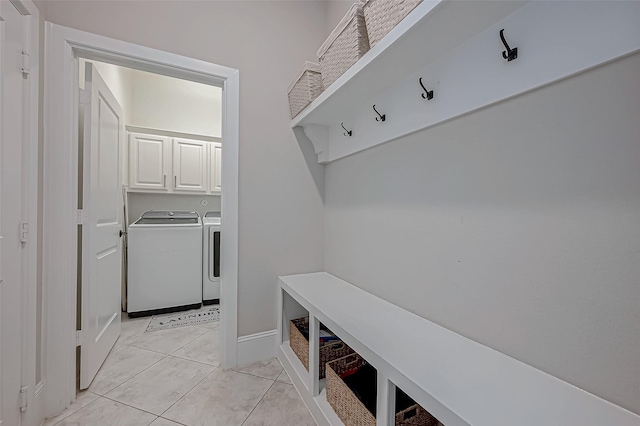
[43, 23, 240, 417]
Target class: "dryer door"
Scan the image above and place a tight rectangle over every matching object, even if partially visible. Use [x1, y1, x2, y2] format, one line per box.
[209, 227, 220, 281]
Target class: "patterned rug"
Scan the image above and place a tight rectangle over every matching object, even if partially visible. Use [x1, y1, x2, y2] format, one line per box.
[146, 306, 220, 332]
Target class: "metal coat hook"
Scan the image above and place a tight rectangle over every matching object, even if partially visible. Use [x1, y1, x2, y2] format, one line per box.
[419, 78, 434, 100]
[373, 105, 386, 122]
[341, 122, 353, 137]
[499, 29, 518, 62]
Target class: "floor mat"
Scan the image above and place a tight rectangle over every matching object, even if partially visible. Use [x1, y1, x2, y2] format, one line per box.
[146, 305, 220, 332]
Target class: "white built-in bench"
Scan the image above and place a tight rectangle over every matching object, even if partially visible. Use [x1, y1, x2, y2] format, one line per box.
[277, 272, 640, 426]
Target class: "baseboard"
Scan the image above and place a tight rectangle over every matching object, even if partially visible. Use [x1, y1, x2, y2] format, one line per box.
[236, 329, 278, 366]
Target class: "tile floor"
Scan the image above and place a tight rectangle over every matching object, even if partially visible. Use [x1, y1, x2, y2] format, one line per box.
[45, 315, 315, 426]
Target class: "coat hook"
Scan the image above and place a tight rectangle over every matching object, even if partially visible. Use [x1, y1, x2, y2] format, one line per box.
[499, 29, 518, 62]
[341, 122, 352, 137]
[419, 78, 434, 100]
[373, 105, 386, 122]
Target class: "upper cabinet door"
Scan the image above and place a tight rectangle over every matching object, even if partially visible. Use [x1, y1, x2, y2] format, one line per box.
[210, 142, 222, 194]
[129, 133, 171, 190]
[173, 138, 208, 192]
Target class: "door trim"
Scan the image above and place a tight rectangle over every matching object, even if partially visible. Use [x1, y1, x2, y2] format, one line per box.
[43, 22, 240, 416]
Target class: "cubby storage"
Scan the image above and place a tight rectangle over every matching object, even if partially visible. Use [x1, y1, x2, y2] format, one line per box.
[277, 272, 639, 426]
[326, 353, 376, 426]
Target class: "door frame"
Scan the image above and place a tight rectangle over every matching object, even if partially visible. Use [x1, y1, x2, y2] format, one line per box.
[43, 22, 240, 416]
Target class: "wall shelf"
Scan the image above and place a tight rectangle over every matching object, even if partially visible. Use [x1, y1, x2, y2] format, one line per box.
[292, 1, 640, 163]
[277, 272, 640, 426]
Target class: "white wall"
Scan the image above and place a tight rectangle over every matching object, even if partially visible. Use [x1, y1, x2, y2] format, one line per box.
[128, 69, 222, 137]
[324, 53, 640, 414]
[325, 1, 353, 37]
[37, 0, 327, 337]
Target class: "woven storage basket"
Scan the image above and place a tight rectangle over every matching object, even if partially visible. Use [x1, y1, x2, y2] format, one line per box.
[317, 2, 370, 89]
[326, 353, 376, 426]
[363, 0, 423, 48]
[289, 317, 354, 379]
[396, 404, 442, 426]
[287, 62, 323, 119]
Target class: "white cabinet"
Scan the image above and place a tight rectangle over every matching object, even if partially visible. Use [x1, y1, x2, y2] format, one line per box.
[172, 138, 208, 192]
[127, 131, 221, 195]
[128, 133, 171, 191]
[209, 142, 222, 194]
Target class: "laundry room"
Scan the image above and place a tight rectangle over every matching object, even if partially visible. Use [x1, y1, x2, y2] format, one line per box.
[78, 58, 223, 316]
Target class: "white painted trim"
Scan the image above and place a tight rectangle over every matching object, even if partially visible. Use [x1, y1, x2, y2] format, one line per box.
[43, 23, 240, 417]
[236, 330, 278, 367]
[294, 1, 640, 163]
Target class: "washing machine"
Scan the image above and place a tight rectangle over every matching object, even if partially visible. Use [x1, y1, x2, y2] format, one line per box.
[127, 211, 202, 316]
[202, 211, 221, 304]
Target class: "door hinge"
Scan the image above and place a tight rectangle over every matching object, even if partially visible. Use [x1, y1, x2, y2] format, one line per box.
[20, 221, 28, 244]
[76, 330, 85, 346]
[19, 386, 28, 412]
[21, 51, 30, 78]
[77, 209, 87, 225]
[79, 88, 91, 106]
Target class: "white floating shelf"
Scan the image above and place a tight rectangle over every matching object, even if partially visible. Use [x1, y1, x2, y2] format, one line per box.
[292, 1, 640, 163]
[278, 272, 640, 426]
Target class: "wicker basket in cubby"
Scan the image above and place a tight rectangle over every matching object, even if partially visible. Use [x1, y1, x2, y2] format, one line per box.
[396, 404, 442, 426]
[363, 0, 423, 48]
[326, 353, 376, 426]
[289, 317, 354, 379]
[317, 2, 370, 89]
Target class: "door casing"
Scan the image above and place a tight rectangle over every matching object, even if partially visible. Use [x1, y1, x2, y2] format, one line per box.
[43, 22, 240, 417]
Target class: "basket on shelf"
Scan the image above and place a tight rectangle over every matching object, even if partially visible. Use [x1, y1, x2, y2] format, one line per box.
[326, 353, 376, 426]
[289, 317, 354, 379]
[362, 0, 423, 48]
[317, 2, 370, 89]
[396, 404, 442, 426]
[287, 61, 323, 119]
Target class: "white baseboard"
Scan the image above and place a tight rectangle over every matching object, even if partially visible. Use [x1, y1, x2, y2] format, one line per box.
[236, 329, 278, 366]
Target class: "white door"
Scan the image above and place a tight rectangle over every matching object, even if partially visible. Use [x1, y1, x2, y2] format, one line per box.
[0, 3, 43, 426]
[79, 63, 123, 389]
[210, 142, 222, 194]
[173, 138, 207, 192]
[129, 133, 170, 191]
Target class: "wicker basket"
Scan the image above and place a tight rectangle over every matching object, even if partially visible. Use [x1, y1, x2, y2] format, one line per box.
[317, 2, 370, 89]
[287, 62, 323, 119]
[289, 317, 354, 379]
[363, 0, 423, 48]
[326, 353, 376, 426]
[396, 404, 442, 426]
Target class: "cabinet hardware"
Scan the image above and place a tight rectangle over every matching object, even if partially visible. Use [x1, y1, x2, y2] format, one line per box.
[341, 122, 353, 137]
[419, 78, 434, 100]
[373, 105, 386, 122]
[500, 28, 518, 62]
[163, 174, 166, 187]
[174, 176, 177, 187]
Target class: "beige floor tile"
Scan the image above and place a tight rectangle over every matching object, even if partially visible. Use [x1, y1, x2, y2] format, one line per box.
[150, 418, 185, 426]
[55, 397, 156, 426]
[105, 356, 215, 415]
[162, 369, 273, 426]
[275, 369, 292, 385]
[119, 325, 208, 354]
[233, 358, 283, 381]
[89, 345, 166, 395]
[172, 329, 221, 366]
[197, 320, 220, 330]
[43, 391, 100, 426]
[243, 381, 316, 426]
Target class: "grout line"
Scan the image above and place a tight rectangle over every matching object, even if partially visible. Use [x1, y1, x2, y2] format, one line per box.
[240, 379, 277, 426]
[100, 394, 165, 418]
[97, 354, 169, 396]
[167, 352, 221, 368]
[231, 369, 284, 383]
[158, 366, 219, 418]
[44, 394, 103, 426]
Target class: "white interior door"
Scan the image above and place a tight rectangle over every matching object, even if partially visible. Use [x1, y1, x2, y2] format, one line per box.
[79, 62, 123, 389]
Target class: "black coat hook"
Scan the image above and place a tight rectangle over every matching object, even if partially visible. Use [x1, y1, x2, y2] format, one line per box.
[373, 105, 386, 122]
[341, 122, 352, 137]
[499, 29, 518, 62]
[419, 78, 434, 100]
